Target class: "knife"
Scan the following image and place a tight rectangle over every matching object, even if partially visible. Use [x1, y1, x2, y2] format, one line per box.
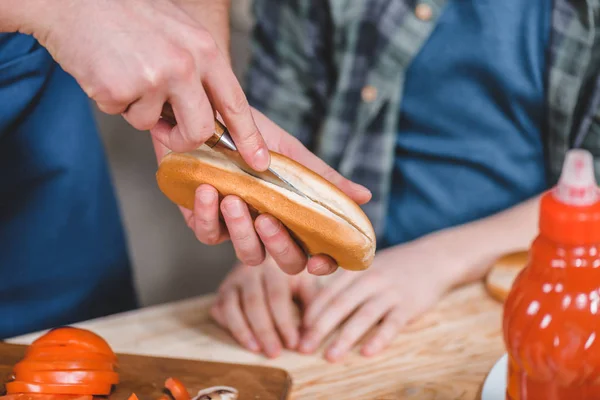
[160, 105, 309, 200]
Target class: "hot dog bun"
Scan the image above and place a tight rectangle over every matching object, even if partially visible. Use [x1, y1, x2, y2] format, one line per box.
[485, 251, 529, 302]
[156, 147, 376, 271]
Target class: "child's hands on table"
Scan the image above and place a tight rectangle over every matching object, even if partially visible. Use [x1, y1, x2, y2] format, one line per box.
[210, 255, 319, 358]
[211, 231, 461, 362]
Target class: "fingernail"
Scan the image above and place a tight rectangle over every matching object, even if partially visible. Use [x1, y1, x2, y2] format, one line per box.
[299, 340, 313, 353]
[327, 346, 341, 359]
[357, 185, 371, 195]
[265, 344, 280, 357]
[198, 190, 216, 205]
[247, 338, 260, 352]
[257, 217, 279, 237]
[286, 333, 299, 349]
[363, 342, 378, 356]
[223, 198, 243, 218]
[253, 148, 270, 171]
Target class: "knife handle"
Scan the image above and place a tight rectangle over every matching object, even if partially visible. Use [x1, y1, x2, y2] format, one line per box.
[160, 103, 226, 148]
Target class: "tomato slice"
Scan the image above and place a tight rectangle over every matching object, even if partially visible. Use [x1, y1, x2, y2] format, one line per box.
[164, 378, 190, 400]
[13, 360, 114, 373]
[30, 328, 115, 360]
[0, 394, 92, 400]
[14, 370, 119, 385]
[5, 382, 112, 396]
[24, 347, 116, 363]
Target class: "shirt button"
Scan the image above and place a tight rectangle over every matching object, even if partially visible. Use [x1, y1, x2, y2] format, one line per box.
[415, 3, 433, 21]
[361, 85, 378, 103]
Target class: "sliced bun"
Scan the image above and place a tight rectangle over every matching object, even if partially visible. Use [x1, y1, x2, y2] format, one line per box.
[156, 147, 376, 271]
[485, 251, 529, 302]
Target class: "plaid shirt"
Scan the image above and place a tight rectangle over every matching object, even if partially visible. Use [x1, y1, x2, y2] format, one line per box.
[244, 0, 600, 237]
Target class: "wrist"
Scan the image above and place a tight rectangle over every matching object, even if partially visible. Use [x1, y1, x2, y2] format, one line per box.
[408, 231, 469, 291]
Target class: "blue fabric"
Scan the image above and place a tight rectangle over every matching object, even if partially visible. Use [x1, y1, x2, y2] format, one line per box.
[382, 0, 551, 248]
[0, 33, 138, 339]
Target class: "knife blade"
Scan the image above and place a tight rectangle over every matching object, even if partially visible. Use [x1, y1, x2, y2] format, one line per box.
[160, 105, 309, 200]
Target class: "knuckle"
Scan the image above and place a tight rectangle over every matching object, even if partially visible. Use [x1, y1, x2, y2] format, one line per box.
[231, 229, 253, 244]
[224, 90, 251, 118]
[242, 254, 265, 267]
[330, 296, 347, 310]
[361, 305, 380, 318]
[194, 30, 220, 61]
[236, 333, 253, 345]
[170, 50, 196, 80]
[243, 293, 261, 309]
[337, 332, 354, 345]
[254, 328, 274, 340]
[199, 233, 220, 246]
[268, 289, 286, 303]
[270, 242, 292, 260]
[106, 85, 135, 107]
[126, 110, 159, 131]
[141, 65, 164, 91]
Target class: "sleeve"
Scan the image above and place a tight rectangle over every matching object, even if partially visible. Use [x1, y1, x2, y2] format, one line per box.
[243, 0, 335, 150]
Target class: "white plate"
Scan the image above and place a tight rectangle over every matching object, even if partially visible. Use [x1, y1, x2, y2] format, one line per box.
[481, 354, 507, 400]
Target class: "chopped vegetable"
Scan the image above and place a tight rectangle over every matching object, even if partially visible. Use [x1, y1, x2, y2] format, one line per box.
[13, 360, 114, 373]
[14, 370, 119, 385]
[6, 326, 118, 396]
[127, 393, 139, 400]
[5, 382, 112, 396]
[0, 394, 92, 400]
[164, 378, 190, 400]
[30, 328, 115, 360]
[24, 348, 116, 363]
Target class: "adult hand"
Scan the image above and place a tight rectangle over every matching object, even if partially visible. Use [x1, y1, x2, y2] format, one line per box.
[298, 234, 457, 362]
[19, 0, 269, 169]
[210, 256, 319, 358]
[152, 108, 372, 275]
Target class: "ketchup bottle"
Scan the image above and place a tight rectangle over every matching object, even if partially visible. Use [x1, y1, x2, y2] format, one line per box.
[503, 149, 600, 399]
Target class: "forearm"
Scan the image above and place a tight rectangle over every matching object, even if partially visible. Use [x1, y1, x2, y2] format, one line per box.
[431, 194, 541, 288]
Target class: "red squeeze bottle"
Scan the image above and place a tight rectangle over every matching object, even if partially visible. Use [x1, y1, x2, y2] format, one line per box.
[503, 149, 600, 399]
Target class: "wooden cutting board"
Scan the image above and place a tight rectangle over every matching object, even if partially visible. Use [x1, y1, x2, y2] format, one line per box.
[0, 343, 292, 400]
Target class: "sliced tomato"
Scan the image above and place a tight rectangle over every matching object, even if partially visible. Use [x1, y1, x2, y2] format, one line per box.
[13, 360, 114, 373]
[164, 378, 190, 400]
[30, 327, 115, 360]
[24, 347, 116, 363]
[5, 382, 112, 396]
[14, 370, 119, 385]
[0, 394, 92, 400]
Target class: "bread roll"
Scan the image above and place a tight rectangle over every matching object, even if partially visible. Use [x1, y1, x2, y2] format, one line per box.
[156, 147, 376, 271]
[485, 251, 529, 302]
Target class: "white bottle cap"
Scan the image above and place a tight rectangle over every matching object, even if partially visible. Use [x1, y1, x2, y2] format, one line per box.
[553, 149, 599, 206]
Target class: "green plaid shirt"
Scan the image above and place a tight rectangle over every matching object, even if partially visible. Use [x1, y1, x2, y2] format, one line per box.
[244, 0, 600, 237]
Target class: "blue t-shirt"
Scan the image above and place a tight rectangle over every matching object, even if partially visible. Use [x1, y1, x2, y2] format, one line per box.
[0, 33, 138, 339]
[383, 0, 551, 247]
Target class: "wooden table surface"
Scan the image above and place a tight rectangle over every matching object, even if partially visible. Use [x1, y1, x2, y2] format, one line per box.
[6, 283, 506, 400]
